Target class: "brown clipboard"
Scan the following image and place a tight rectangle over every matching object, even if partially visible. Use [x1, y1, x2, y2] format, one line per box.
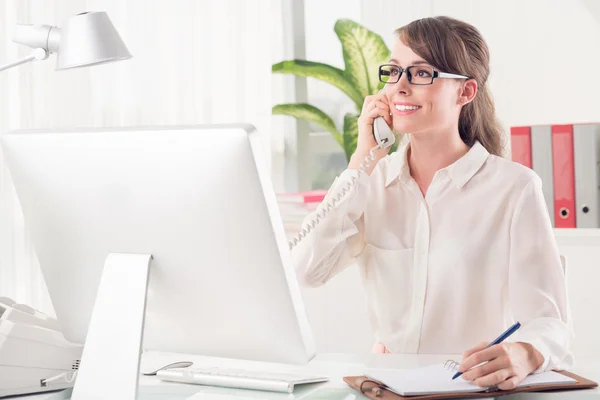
[343, 370, 598, 400]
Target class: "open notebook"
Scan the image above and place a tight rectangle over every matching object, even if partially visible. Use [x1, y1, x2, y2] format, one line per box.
[363, 363, 577, 397]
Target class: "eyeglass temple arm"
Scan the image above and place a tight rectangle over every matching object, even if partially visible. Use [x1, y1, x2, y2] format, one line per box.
[437, 71, 469, 79]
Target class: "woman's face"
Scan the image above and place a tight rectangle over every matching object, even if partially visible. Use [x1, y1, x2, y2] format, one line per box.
[385, 39, 464, 136]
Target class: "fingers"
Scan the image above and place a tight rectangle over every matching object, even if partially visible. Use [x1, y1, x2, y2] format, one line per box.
[367, 100, 389, 117]
[362, 94, 389, 114]
[361, 94, 392, 127]
[371, 342, 387, 354]
[361, 95, 374, 114]
[459, 343, 502, 373]
[357, 94, 393, 153]
[365, 99, 392, 125]
[371, 99, 389, 112]
[473, 368, 515, 388]
[459, 341, 525, 391]
[383, 109, 392, 126]
[461, 341, 490, 363]
[497, 375, 521, 391]
[366, 107, 392, 127]
[461, 355, 510, 382]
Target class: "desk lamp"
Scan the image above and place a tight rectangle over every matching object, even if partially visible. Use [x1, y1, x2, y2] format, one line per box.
[0, 11, 131, 73]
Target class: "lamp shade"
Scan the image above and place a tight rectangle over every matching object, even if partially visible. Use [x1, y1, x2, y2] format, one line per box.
[56, 11, 132, 70]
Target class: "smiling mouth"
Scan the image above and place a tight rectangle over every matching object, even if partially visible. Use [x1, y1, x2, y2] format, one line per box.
[395, 105, 421, 111]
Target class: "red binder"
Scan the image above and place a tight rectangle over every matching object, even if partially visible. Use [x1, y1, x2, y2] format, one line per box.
[551, 124, 576, 228]
[510, 126, 532, 168]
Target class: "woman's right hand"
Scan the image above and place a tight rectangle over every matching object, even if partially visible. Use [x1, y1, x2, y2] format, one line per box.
[348, 93, 393, 173]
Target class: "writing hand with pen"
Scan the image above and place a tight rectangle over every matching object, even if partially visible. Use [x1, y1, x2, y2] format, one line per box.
[454, 322, 545, 390]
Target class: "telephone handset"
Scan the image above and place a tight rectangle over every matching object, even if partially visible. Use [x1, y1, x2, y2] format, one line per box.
[373, 87, 395, 148]
[288, 92, 395, 249]
[373, 116, 395, 148]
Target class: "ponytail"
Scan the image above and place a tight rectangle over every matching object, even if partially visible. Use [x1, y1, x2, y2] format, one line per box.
[459, 85, 506, 157]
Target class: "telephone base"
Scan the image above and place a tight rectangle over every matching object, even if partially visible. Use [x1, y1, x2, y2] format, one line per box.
[0, 317, 83, 398]
[0, 366, 73, 398]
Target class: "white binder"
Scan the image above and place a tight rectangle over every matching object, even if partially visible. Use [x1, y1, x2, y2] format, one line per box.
[531, 125, 555, 226]
[573, 124, 600, 228]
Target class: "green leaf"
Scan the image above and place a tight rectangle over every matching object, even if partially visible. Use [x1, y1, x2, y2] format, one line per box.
[272, 60, 363, 110]
[389, 133, 401, 154]
[272, 103, 343, 147]
[343, 113, 360, 162]
[334, 19, 391, 98]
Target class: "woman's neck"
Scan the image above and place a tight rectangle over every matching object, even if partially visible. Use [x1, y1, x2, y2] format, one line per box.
[407, 131, 470, 195]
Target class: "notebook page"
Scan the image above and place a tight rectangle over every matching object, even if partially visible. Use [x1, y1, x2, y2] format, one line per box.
[364, 365, 577, 396]
[518, 370, 576, 387]
[364, 364, 486, 396]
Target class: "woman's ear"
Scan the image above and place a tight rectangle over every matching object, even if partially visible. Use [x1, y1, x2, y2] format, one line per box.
[458, 79, 478, 105]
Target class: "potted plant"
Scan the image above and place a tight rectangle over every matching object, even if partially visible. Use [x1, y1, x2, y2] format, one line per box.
[272, 19, 400, 163]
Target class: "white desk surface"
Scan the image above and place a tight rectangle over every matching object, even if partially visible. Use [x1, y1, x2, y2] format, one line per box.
[11, 352, 600, 399]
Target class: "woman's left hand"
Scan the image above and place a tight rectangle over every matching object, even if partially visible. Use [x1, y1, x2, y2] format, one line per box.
[458, 341, 545, 390]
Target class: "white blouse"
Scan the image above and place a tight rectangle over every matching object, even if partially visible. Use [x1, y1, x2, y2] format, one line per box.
[291, 140, 574, 373]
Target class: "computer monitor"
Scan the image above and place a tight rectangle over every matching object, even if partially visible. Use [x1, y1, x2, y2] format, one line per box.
[0, 125, 315, 369]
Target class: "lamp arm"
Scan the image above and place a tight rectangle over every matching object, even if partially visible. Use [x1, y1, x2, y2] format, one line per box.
[0, 48, 49, 73]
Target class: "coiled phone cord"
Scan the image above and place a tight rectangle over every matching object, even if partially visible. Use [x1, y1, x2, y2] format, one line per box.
[288, 142, 386, 250]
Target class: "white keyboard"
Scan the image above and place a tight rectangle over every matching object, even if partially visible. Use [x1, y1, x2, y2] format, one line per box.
[156, 366, 329, 393]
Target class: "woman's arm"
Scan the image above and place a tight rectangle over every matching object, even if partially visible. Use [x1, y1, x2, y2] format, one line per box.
[291, 167, 372, 287]
[458, 175, 574, 389]
[507, 176, 574, 372]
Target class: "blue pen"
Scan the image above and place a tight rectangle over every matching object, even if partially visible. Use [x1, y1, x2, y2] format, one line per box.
[452, 321, 521, 380]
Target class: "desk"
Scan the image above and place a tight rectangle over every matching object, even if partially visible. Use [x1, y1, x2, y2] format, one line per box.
[10, 353, 600, 399]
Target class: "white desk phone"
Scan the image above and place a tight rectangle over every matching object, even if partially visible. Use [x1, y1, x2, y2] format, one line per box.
[0, 297, 83, 397]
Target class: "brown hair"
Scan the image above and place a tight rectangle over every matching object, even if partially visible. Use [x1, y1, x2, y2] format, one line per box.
[395, 16, 506, 157]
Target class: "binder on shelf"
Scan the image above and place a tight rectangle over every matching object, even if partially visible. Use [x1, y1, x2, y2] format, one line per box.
[573, 124, 600, 228]
[551, 124, 576, 228]
[276, 190, 327, 204]
[531, 125, 555, 226]
[510, 126, 532, 168]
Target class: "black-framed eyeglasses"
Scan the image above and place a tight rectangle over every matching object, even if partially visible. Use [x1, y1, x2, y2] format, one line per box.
[379, 64, 469, 85]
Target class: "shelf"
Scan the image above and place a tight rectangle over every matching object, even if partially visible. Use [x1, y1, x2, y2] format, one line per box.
[554, 228, 600, 247]
[554, 228, 600, 236]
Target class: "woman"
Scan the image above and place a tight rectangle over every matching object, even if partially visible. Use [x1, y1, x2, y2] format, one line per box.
[291, 16, 573, 390]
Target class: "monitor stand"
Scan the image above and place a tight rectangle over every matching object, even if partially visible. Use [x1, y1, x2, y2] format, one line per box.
[71, 253, 153, 400]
